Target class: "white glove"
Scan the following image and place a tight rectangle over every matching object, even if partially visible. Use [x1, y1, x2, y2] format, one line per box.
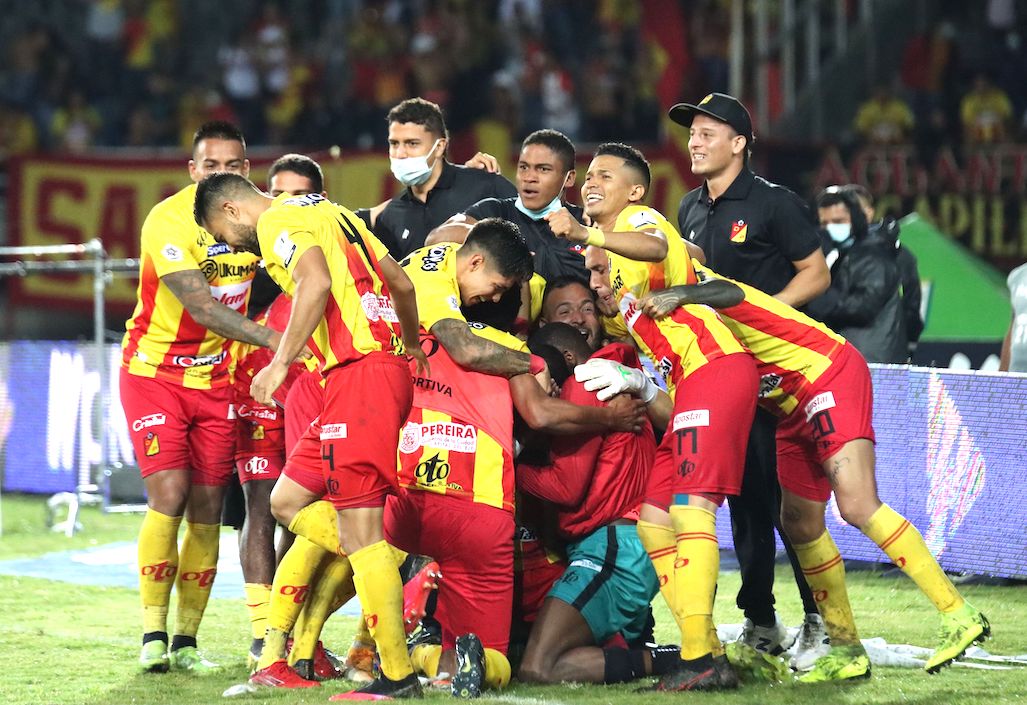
[573, 358, 658, 403]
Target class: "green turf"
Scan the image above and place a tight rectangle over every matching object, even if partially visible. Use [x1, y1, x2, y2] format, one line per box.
[1, 493, 1024, 704]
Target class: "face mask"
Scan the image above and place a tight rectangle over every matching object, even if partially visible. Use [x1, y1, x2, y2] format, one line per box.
[825, 222, 852, 244]
[515, 194, 564, 220]
[390, 138, 440, 186]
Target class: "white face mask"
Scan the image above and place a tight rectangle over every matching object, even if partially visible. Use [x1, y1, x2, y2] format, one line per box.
[825, 222, 852, 244]
[390, 138, 441, 186]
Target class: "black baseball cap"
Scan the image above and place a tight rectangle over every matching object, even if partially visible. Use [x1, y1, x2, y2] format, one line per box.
[669, 93, 755, 146]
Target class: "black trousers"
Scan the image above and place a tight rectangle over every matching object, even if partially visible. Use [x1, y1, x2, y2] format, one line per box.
[728, 407, 818, 625]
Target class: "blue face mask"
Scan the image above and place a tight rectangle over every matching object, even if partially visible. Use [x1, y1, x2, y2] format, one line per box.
[825, 222, 852, 244]
[514, 194, 564, 220]
[390, 138, 440, 186]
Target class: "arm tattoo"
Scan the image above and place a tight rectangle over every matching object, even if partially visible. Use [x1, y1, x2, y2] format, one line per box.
[432, 318, 531, 377]
[162, 269, 273, 348]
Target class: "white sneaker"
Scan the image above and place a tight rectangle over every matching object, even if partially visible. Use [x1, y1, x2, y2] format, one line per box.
[737, 617, 795, 656]
[788, 613, 831, 672]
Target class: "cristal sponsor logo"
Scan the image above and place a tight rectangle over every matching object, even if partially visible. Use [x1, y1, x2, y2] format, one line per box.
[244, 456, 270, 475]
[279, 584, 310, 604]
[320, 423, 347, 440]
[619, 294, 642, 328]
[420, 245, 449, 272]
[172, 350, 227, 368]
[360, 292, 399, 322]
[569, 558, 603, 572]
[758, 373, 782, 398]
[140, 560, 177, 581]
[673, 409, 710, 430]
[239, 406, 277, 421]
[180, 568, 217, 588]
[804, 391, 837, 422]
[132, 413, 167, 432]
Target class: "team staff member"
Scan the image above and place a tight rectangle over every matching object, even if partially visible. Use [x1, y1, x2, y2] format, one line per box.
[376, 97, 517, 259]
[194, 174, 428, 699]
[640, 267, 990, 682]
[670, 93, 828, 656]
[122, 120, 279, 675]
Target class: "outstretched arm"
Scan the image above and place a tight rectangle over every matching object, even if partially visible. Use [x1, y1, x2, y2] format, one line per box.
[162, 269, 280, 349]
[378, 254, 429, 375]
[510, 374, 646, 434]
[431, 318, 535, 377]
[545, 207, 668, 262]
[638, 279, 746, 318]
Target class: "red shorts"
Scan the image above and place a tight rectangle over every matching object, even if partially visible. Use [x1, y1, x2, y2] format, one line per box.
[284, 371, 324, 456]
[776, 343, 876, 502]
[284, 352, 411, 510]
[235, 406, 285, 484]
[645, 353, 758, 508]
[119, 367, 235, 485]
[513, 530, 566, 625]
[384, 490, 513, 653]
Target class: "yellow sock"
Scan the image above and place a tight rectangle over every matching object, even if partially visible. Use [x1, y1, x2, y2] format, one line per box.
[138, 509, 182, 635]
[862, 503, 964, 613]
[483, 648, 511, 689]
[244, 583, 272, 641]
[349, 540, 413, 681]
[637, 520, 683, 633]
[794, 530, 860, 645]
[290, 555, 355, 664]
[173, 520, 220, 638]
[353, 613, 373, 646]
[260, 628, 289, 669]
[411, 643, 442, 677]
[669, 505, 720, 660]
[258, 535, 328, 669]
[288, 500, 343, 555]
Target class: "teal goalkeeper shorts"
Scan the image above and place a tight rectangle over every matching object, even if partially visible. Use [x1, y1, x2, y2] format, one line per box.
[547, 524, 660, 644]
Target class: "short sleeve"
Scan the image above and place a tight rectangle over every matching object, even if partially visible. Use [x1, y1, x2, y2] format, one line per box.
[403, 248, 465, 331]
[767, 190, 821, 262]
[257, 208, 319, 277]
[142, 207, 201, 278]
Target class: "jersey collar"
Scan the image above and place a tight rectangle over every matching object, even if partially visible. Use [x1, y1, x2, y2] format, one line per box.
[400, 160, 457, 202]
[701, 167, 756, 204]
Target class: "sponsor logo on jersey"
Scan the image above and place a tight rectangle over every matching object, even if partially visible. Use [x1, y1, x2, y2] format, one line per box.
[162, 244, 183, 261]
[420, 245, 449, 272]
[206, 243, 232, 257]
[415, 452, 451, 484]
[201, 259, 259, 284]
[140, 560, 177, 581]
[360, 292, 399, 322]
[132, 413, 166, 432]
[805, 391, 837, 422]
[730, 219, 748, 243]
[399, 421, 477, 454]
[239, 406, 278, 421]
[320, 423, 348, 440]
[243, 456, 270, 475]
[758, 373, 782, 397]
[569, 558, 603, 573]
[282, 193, 324, 207]
[273, 230, 297, 267]
[673, 409, 710, 430]
[413, 376, 452, 397]
[180, 568, 217, 588]
[279, 584, 310, 603]
[172, 350, 227, 368]
[619, 294, 642, 329]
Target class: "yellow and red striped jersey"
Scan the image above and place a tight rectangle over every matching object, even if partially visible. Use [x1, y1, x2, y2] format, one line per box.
[607, 205, 746, 395]
[256, 192, 402, 374]
[122, 183, 260, 389]
[397, 323, 523, 512]
[400, 243, 466, 331]
[694, 261, 847, 416]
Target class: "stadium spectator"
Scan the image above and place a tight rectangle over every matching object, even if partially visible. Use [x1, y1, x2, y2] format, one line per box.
[50, 89, 102, 153]
[960, 72, 1014, 144]
[853, 85, 915, 145]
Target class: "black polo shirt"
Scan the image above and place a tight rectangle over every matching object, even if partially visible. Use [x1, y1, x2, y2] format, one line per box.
[375, 161, 517, 259]
[677, 168, 820, 296]
[464, 198, 589, 284]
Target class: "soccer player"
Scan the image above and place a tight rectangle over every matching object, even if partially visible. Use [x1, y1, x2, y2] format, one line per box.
[637, 266, 991, 681]
[537, 276, 604, 349]
[122, 120, 279, 674]
[551, 143, 761, 691]
[194, 173, 429, 699]
[517, 323, 682, 686]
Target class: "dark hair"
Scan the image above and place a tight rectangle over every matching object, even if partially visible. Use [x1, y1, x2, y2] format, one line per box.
[839, 183, 873, 209]
[542, 274, 593, 306]
[595, 142, 651, 193]
[816, 186, 869, 241]
[463, 217, 534, 282]
[268, 153, 324, 193]
[387, 97, 448, 139]
[193, 172, 260, 226]
[192, 120, 245, 153]
[522, 129, 576, 173]
[527, 343, 571, 386]
[528, 321, 593, 361]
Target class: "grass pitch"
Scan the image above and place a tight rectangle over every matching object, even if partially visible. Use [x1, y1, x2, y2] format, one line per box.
[0, 493, 1024, 705]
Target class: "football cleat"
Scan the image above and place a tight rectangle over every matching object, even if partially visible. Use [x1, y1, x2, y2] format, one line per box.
[789, 613, 831, 672]
[330, 671, 423, 700]
[711, 654, 740, 689]
[169, 646, 221, 674]
[736, 616, 795, 656]
[452, 633, 485, 698]
[138, 639, 169, 673]
[925, 603, 991, 673]
[797, 644, 871, 683]
[724, 642, 791, 683]
[644, 654, 724, 692]
[248, 660, 320, 688]
[403, 561, 441, 635]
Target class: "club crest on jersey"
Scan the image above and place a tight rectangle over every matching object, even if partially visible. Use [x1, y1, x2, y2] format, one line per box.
[144, 431, 160, 456]
[360, 292, 399, 322]
[162, 244, 183, 261]
[730, 220, 748, 243]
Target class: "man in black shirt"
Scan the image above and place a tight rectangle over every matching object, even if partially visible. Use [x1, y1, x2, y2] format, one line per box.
[670, 93, 831, 667]
[375, 97, 518, 259]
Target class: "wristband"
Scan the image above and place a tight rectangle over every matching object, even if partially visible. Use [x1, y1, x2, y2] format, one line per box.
[639, 376, 659, 404]
[529, 354, 547, 375]
[584, 226, 606, 248]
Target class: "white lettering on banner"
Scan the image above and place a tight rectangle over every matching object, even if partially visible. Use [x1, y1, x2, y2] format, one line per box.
[243, 457, 270, 475]
[397, 421, 477, 454]
[360, 292, 399, 322]
[132, 413, 166, 432]
[47, 349, 83, 471]
[805, 391, 837, 422]
[673, 409, 710, 431]
[320, 423, 347, 440]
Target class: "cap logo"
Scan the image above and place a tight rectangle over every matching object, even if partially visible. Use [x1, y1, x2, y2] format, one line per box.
[699, 94, 713, 105]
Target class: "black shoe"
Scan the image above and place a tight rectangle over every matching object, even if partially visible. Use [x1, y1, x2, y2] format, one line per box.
[653, 654, 723, 692]
[292, 658, 315, 681]
[406, 620, 442, 652]
[649, 644, 683, 676]
[712, 654, 740, 689]
[452, 633, 485, 698]
[338, 672, 423, 699]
